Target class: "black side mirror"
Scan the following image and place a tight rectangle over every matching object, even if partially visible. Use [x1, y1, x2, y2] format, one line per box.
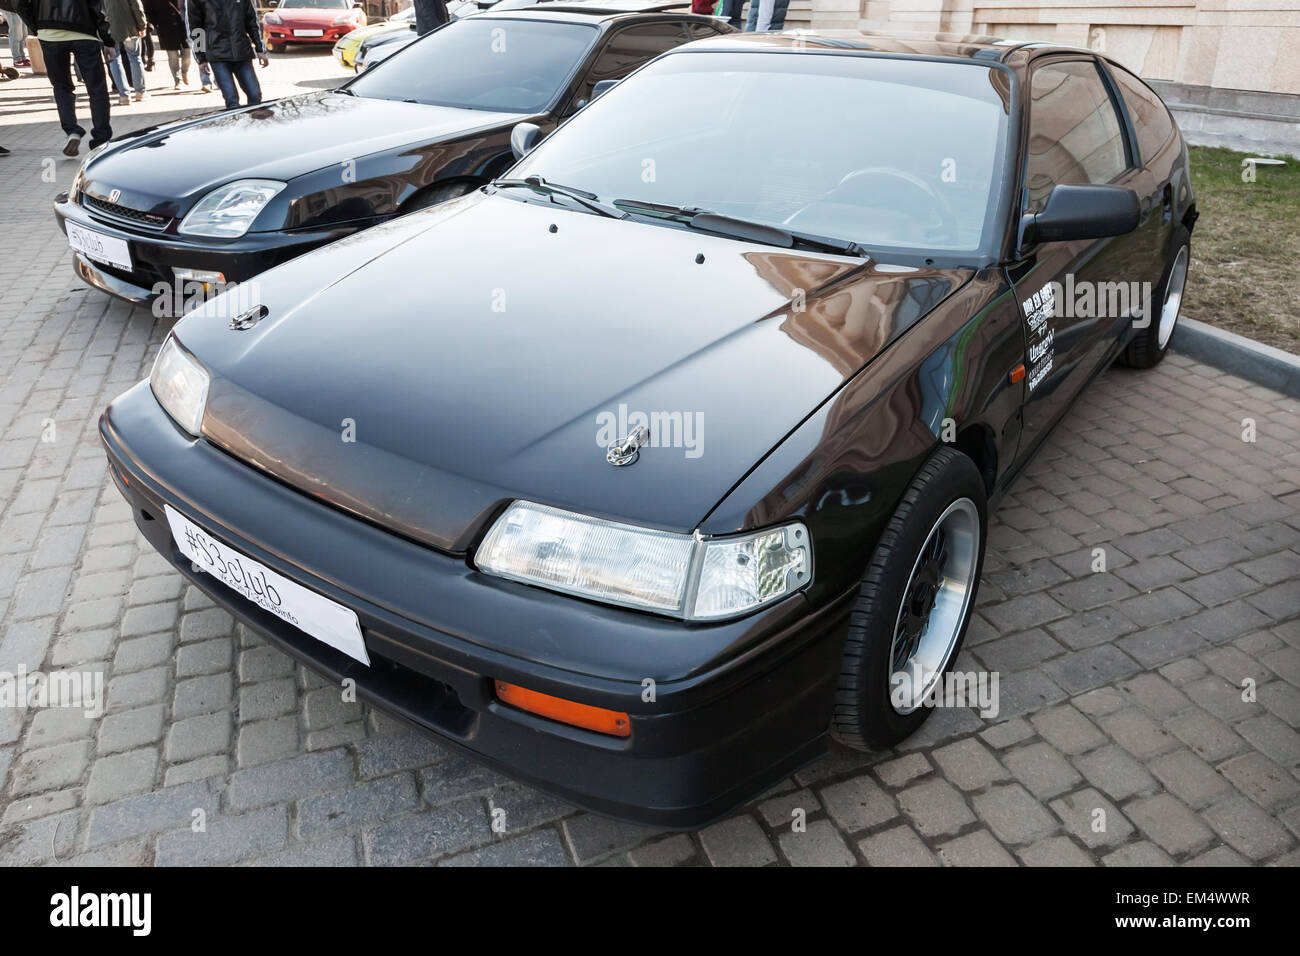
[1019, 184, 1139, 253]
[592, 79, 619, 100]
[510, 122, 542, 161]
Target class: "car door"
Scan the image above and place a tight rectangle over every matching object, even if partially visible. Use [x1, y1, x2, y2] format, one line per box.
[1008, 56, 1145, 457]
[559, 20, 691, 116]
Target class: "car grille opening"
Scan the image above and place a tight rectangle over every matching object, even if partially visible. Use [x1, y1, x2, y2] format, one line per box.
[83, 194, 172, 233]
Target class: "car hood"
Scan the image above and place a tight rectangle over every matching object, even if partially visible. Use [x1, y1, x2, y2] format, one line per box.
[273, 8, 345, 23]
[80, 92, 525, 214]
[178, 192, 971, 553]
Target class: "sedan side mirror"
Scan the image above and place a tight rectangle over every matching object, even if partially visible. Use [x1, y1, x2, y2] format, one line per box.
[510, 122, 543, 161]
[1018, 184, 1139, 253]
[592, 79, 619, 100]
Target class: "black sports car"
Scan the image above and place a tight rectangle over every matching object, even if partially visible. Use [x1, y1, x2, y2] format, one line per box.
[53, 4, 731, 310]
[101, 31, 1195, 826]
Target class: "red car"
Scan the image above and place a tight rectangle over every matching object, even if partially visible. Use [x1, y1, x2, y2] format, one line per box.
[263, 0, 368, 52]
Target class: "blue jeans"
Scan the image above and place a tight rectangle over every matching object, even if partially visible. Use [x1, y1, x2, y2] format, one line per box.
[39, 38, 112, 145]
[209, 59, 261, 109]
[107, 36, 146, 95]
[747, 0, 789, 30]
[718, 0, 745, 29]
[4, 10, 28, 62]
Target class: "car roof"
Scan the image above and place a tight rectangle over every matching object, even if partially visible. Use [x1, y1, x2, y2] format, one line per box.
[663, 28, 1111, 69]
[476, 1, 715, 26]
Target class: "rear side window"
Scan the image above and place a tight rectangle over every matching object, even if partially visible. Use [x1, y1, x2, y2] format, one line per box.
[686, 21, 722, 39]
[1025, 60, 1129, 213]
[1109, 66, 1178, 165]
[580, 23, 689, 94]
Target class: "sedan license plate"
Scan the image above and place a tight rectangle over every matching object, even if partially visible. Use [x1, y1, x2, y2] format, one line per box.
[165, 505, 370, 666]
[294, 29, 324, 36]
[66, 222, 132, 271]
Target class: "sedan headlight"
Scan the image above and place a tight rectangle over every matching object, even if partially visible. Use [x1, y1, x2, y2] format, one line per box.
[179, 179, 286, 238]
[150, 335, 210, 437]
[264, 12, 282, 23]
[476, 501, 811, 620]
[332, 13, 355, 24]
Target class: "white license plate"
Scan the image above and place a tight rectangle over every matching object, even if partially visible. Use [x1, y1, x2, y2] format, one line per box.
[67, 222, 132, 271]
[294, 29, 324, 36]
[165, 505, 370, 666]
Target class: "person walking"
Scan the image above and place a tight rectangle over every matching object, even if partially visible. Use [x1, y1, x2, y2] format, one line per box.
[179, 0, 209, 90]
[412, 0, 446, 35]
[14, 0, 114, 154]
[103, 0, 147, 102]
[2, 0, 32, 68]
[715, 0, 745, 30]
[747, 0, 788, 31]
[142, 0, 187, 87]
[186, 0, 265, 108]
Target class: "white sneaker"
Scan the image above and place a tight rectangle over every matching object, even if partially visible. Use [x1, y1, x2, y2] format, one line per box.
[133, 91, 148, 101]
[117, 94, 130, 106]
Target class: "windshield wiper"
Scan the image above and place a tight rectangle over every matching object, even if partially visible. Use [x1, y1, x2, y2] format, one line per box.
[614, 198, 869, 257]
[493, 176, 625, 219]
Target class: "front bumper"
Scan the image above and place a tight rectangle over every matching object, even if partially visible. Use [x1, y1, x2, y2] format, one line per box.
[265, 26, 354, 45]
[100, 382, 854, 827]
[54, 192, 355, 306]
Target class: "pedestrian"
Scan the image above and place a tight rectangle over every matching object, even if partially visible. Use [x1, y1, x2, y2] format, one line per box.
[103, 0, 148, 102]
[179, 0, 209, 90]
[2, 0, 32, 68]
[186, 0, 265, 108]
[141, 0, 187, 87]
[714, 0, 744, 30]
[14, 0, 114, 154]
[747, 0, 788, 32]
[411, 0, 446, 35]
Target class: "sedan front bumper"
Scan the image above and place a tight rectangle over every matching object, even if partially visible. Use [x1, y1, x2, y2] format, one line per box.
[100, 381, 854, 827]
[55, 193, 357, 306]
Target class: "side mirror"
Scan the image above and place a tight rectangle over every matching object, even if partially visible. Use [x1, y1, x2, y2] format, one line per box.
[510, 122, 542, 161]
[1019, 184, 1139, 253]
[592, 79, 619, 100]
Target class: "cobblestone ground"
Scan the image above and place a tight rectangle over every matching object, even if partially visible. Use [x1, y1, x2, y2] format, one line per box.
[1, 49, 1298, 867]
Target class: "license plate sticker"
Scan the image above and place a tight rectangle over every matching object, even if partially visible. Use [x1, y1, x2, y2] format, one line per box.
[165, 505, 370, 666]
[67, 222, 132, 270]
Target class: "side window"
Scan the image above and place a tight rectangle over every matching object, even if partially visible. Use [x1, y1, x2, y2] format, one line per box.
[578, 23, 688, 99]
[1025, 60, 1130, 213]
[686, 21, 721, 40]
[1109, 66, 1177, 166]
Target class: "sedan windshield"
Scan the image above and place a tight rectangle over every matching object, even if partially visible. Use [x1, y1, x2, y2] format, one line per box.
[347, 18, 597, 113]
[510, 51, 1011, 254]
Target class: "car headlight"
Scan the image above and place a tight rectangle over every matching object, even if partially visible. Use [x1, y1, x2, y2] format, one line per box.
[476, 501, 811, 620]
[178, 179, 286, 238]
[150, 335, 210, 437]
[70, 158, 88, 196]
[264, 12, 281, 23]
[332, 13, 354, 24]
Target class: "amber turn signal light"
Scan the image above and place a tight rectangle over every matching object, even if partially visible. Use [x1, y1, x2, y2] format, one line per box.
[1009, 364, 1026, 384]
[494, 680, 631, 738]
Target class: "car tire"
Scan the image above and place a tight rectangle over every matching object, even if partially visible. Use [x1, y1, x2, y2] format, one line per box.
[1118, 226, 1191, 369]
[405, 179, 481, 212]
[830, 445, 988, 751]
[268, 42, 286, 54]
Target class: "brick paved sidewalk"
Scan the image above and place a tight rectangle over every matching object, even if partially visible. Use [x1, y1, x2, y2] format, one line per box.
[0, 51, 1297, 867]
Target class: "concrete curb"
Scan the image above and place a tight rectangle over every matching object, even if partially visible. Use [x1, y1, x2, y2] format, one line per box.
[1170, 317, 1300, 399]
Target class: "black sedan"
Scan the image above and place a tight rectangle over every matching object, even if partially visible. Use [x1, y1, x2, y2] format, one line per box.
[101, 31, 1195, 826]
[54, 4, 731, 310]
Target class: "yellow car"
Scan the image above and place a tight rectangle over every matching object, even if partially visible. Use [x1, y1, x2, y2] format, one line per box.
[332, 6, 415, 70]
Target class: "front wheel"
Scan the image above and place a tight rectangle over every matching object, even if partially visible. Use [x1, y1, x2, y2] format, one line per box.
[1119, 228, 1190, 369]
[267, 42, 286, 54]
[831, 446, 988, 751]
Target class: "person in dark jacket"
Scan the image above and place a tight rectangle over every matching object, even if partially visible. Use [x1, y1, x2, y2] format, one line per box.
[186, 0, 265, 108]
[142, 0, 189, 86]
[14, 0, 114, 154]
[103, 0, 148, 102]
[412, 0, 445, 35]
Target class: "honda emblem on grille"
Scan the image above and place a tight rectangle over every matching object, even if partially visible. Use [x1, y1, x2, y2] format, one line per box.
[108, 188, 121, 204]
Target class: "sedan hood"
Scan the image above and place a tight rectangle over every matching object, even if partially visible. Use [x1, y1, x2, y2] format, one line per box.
[179, 192, 970, 552]
[81, 92, 525, 215]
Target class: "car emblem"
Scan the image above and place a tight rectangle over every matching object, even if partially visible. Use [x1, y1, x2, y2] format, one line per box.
[606, 425, 649, 467]
[108, 188, 121, 204]
[229, 305, 268, 330]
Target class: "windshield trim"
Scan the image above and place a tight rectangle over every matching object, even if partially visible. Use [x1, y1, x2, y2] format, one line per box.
[341, 17, 601, 115]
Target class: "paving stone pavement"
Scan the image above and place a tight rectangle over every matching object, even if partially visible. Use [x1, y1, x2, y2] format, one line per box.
[1, 50, 1298, 867]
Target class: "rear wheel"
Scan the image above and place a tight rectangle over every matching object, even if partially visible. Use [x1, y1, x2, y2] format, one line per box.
[831, 446, 987, 751]
[1119, 227, 1190, 369]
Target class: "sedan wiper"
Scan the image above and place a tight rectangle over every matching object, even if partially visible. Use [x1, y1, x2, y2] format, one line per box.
[493, 177, 625, 220]
[614, 198, 869, 258]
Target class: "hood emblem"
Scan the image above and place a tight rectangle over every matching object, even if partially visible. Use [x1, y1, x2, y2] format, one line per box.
[606, 425, 649, 467]
[229, 304, 268, 330]
[108, 188, 121, 204]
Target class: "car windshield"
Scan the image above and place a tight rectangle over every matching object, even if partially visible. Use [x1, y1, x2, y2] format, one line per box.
[510, 52, 1012, 254]
[347, 18, 596, 112]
